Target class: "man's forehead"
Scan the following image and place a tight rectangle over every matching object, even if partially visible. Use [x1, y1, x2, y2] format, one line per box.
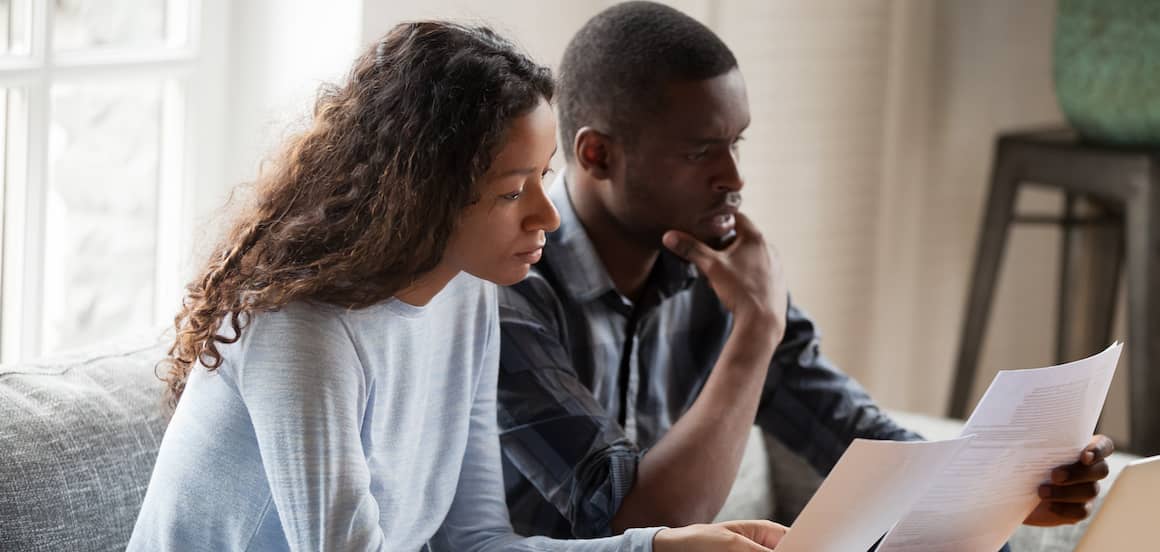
[648, 72, 751, 139]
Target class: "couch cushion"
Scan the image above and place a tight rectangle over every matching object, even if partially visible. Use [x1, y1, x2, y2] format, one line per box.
[0, 340, 169, 552]
[714, 426, 776, 522]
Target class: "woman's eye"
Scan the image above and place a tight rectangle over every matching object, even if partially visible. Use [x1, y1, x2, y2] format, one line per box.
[542, 167, 555, 178]
[686, 150, 709, 161]
[502, 191, 522, 200]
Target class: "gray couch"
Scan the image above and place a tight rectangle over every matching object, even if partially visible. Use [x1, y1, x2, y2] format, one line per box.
[0, 339, 1137, 550]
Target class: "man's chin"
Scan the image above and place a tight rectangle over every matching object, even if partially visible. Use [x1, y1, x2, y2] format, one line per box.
[692, 225, 735, 247]
[653, 224, 726, 251]
[657, 226, 721, 246]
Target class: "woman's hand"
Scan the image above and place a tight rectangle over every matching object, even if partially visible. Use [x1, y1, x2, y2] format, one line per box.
[653, 520, 788, 551]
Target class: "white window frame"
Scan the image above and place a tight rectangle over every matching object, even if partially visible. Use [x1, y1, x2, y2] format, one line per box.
[0, 0, 226, 362]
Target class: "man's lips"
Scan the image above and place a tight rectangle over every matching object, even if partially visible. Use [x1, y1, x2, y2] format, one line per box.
[702, 204, 739, 222]
[703, 192, 742, 221]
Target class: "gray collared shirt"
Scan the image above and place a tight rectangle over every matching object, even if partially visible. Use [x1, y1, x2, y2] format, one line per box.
[497, 173, 920, 539]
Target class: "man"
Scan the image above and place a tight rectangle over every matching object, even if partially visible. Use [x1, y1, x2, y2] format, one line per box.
[496, 1, 1113, 546]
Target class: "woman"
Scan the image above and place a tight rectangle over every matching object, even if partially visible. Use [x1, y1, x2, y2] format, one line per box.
[129, 21, 785, 551]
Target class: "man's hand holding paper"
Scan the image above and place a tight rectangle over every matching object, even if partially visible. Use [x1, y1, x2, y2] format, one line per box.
[1025, 434, 1115, 526]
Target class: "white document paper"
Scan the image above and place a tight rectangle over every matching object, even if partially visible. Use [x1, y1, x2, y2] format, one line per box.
[876, 342, 1122, 552]
[774, 436, 974, 552]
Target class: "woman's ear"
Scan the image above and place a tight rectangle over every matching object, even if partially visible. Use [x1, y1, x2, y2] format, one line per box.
[573, 127, 616, 181]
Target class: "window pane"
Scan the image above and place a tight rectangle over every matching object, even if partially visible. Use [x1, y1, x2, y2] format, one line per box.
[1, 89, 7, 312]
[53, 0, 185, 52]
[44, 80, 163, 353]
[1, 1, 8, 54]
[0, 0, 31, 56]
[1, 88, 7, 174]
[1, 87, 28, 362]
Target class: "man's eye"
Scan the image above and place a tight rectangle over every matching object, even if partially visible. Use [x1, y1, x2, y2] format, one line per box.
[686, 150, 709, 161]
[502, 191, 522, 200]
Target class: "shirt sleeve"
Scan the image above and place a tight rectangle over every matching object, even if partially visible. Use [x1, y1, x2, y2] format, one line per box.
[492, 276, 644, 538]
[231, 304, 387, 551]
[754, 298, 924, 476]
[428, 287, 660, 552]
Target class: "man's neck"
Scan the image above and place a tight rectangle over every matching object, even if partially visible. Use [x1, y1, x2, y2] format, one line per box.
[566, 170, 659, 303]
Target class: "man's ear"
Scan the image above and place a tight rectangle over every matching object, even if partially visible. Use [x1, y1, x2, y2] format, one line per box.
[573, 127, 617, 181]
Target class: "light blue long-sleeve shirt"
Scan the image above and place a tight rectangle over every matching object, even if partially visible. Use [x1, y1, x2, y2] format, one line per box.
[128, 273, 660, 551]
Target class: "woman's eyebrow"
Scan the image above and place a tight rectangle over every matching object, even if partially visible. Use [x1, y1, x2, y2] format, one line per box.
[498, 167, 539, 177]
[496, 146, 558, 177]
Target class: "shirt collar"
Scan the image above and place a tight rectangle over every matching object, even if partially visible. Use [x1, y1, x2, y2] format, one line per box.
[544, 171, 698, 304]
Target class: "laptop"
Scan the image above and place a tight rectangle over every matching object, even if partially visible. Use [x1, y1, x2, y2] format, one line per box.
[1074, 454, 1160, 551]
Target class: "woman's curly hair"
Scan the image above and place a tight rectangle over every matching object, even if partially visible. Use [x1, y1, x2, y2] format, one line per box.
[160, 22, 553, 406]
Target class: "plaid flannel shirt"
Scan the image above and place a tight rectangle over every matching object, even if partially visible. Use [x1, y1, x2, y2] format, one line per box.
[497, 173, 920, 539]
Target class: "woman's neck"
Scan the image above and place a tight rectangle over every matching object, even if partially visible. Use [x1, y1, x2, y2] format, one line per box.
[395, 263, 459, 306]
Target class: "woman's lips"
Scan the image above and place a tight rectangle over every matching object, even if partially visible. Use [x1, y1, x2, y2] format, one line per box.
[515, 247, 543, 263]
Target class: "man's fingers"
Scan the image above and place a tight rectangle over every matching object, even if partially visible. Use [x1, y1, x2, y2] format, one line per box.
[1039, 481, 1100, 503]
[662, 230, 717, 269]
[1051, 459, 1110, 484]
[731, 211, 760, 237]
[1048, 501, 1092, 522]
[1083, 434, 1115, 464]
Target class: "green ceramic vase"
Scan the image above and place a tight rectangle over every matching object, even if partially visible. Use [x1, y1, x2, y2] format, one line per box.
[1054, 0, 1160, 146]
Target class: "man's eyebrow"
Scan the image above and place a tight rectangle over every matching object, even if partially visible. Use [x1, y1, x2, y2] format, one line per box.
[682, 125, 750, 146]
[684, 137, 734, 146]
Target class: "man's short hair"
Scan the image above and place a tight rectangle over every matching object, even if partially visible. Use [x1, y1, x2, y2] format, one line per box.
[558, 1, 738, 160]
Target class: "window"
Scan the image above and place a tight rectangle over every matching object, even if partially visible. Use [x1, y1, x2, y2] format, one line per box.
[0, 0, 221, 361]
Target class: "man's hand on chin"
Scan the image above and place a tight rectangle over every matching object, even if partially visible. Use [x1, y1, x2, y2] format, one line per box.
[1023, 434, 1114, 527]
